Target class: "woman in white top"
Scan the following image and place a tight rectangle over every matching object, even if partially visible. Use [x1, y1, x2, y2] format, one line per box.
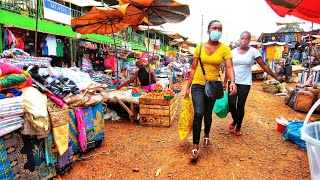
[224, 31, 281, 136]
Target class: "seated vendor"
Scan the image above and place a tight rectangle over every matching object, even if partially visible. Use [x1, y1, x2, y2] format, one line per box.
[116, 59, 157, 92]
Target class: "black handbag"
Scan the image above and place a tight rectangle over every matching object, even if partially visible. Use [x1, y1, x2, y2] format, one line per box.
[198, 44, 224, 100]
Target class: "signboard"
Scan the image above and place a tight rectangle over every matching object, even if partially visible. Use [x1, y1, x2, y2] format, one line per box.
[43, 0, 71, 25]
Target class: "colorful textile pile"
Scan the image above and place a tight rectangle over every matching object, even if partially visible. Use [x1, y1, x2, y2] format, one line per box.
[0, 62, 32, 91]
[0, 97, 24, 137]
[83, 102, 105, 148]
[2, 131, 56, 179]
[0, 48, 30, 58]
[21, 87, 49, 132]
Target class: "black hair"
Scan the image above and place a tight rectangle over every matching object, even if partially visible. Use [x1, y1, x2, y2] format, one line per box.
[207, 20, 221, 31]
[240, 31, 251, 40]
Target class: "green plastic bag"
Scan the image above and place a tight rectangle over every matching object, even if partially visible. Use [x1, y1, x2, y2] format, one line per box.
[213, 91, 229, 118]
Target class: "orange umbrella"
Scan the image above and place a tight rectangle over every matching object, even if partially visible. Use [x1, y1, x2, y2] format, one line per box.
[117, 3, 145, 26]
[71, 7, 129, 35]
[119, 0, 190, 26]
[71, 7, 129, 85]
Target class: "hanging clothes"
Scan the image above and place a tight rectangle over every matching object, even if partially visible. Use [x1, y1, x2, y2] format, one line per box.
[15, 34, 25, 50]
[281, 35, 285, 42]
[45, 35, 57, 56]
[2, 28, 8, 51]
[64, 37, 71, 67]
[274, 46, 284, 60]
[56, 38, 64, 57]
[266, 46, 276, 60]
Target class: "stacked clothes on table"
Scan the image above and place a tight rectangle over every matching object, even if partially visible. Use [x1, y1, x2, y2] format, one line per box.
[0, 96, 24, 137]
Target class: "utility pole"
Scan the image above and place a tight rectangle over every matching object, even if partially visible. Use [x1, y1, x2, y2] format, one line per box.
[201, 14, 204, 43]
[307, 22, 314, 77]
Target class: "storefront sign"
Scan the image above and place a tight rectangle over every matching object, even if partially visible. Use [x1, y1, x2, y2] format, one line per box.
[43, 0, 71, 25]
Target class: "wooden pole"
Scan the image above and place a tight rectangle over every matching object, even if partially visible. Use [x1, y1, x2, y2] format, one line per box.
[0, 24, 2, 52]
[34, 0, 39, 57]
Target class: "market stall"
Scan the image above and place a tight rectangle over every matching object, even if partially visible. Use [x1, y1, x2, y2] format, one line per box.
[0, 49, 108, 179]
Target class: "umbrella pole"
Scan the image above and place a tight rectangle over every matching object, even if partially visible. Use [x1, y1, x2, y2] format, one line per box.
[307, 23, 313, 77]
[147, 16, 151, 91]
[111, 27, 119, 86]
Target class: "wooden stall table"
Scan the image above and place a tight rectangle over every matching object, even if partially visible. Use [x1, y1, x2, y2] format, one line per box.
[102, 90, 142, 123]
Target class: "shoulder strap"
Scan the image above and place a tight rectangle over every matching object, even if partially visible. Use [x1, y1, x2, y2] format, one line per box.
[198, 43, 206, 77]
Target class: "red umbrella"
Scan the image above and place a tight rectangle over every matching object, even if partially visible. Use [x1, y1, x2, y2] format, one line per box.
[265, 0, 320, 24]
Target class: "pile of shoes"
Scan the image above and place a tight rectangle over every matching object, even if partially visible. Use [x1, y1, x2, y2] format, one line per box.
[26, 65, 80, 98]
[44, 76, 80, 98]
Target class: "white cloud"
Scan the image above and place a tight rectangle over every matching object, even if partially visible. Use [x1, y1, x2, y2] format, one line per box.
[162, 0, 320, 45]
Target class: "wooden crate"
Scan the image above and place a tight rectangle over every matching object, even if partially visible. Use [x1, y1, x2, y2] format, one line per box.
[139, 95, 178, 127]
[139, 94, 178, 106]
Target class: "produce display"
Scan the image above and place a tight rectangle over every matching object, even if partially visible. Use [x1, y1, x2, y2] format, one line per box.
[172, 84, 182, 90]
[154, 83, 163, 92]
[172, 84, 182, 93]
[144, 92, 164, 99]
[131, 87, 142, 94]
[163, 89, 175, 100]
[163, 89, 175, 96]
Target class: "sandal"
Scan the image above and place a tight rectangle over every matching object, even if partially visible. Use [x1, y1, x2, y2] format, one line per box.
[229, 125, 236, 131]
[235, 129, 242, 136]
[229, 122, 236, 131]
[203, 137, 210, 147]
[190, 149, 199, 160]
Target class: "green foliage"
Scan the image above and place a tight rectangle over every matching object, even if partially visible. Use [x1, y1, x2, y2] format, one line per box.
[276, 22, 304, 33]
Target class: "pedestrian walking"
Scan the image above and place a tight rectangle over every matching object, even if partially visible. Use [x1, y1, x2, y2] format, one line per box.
[184, 20, 237, 160]
[224, 31, 282, 136]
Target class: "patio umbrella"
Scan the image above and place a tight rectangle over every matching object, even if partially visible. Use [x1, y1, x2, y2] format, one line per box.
[71, 7, 130, 85]
[119, 0, 190, 26]
[118, 0, 190, 87]
[265, 0, 320, 24]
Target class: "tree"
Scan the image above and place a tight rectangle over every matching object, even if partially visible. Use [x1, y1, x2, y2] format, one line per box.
[276, 22, 304, 33]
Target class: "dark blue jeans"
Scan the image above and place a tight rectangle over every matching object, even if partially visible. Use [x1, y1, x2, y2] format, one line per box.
[191, 84, 216, 144]
[228, 83, 251, 130]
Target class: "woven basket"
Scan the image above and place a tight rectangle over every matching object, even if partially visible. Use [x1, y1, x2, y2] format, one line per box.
[262, 82, 279, 94]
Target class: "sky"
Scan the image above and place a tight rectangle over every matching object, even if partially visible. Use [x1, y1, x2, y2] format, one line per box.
[162, 0, 320, 45]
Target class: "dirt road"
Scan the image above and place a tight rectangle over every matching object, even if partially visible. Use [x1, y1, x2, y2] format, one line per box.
[62, 81, 315, 179]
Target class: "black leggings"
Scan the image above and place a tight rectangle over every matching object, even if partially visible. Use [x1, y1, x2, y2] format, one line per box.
[191, 84, 216, 144]
[228, 83, 251, 130]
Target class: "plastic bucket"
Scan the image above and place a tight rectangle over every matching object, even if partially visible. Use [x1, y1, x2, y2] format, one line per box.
[301, 99, 320, 180]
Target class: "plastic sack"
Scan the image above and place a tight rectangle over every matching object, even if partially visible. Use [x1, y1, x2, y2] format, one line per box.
[178, 98, 193, 140]
[213, 91, 229, 118]
[282, 121, 306, 149]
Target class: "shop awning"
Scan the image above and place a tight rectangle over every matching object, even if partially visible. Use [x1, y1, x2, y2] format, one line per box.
[265, 0, 320, 24]
[62, 0, 104, 7]
[262, 42, 288, 46]
[133, 25, 187, 39]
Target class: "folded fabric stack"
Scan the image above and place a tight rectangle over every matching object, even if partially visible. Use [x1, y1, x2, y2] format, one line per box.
[0, 48, 30, 58]
[0, 62, 33, 91]
[0, 96, 24, 137]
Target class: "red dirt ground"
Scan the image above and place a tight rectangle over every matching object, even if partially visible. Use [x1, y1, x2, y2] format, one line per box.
[61, 80, 317, 180]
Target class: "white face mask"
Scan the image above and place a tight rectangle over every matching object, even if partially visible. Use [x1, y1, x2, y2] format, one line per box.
[209, 31, 222, 41]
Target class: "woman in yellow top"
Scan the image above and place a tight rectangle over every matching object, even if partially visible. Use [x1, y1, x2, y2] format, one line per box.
[184, 20, 237, 160]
